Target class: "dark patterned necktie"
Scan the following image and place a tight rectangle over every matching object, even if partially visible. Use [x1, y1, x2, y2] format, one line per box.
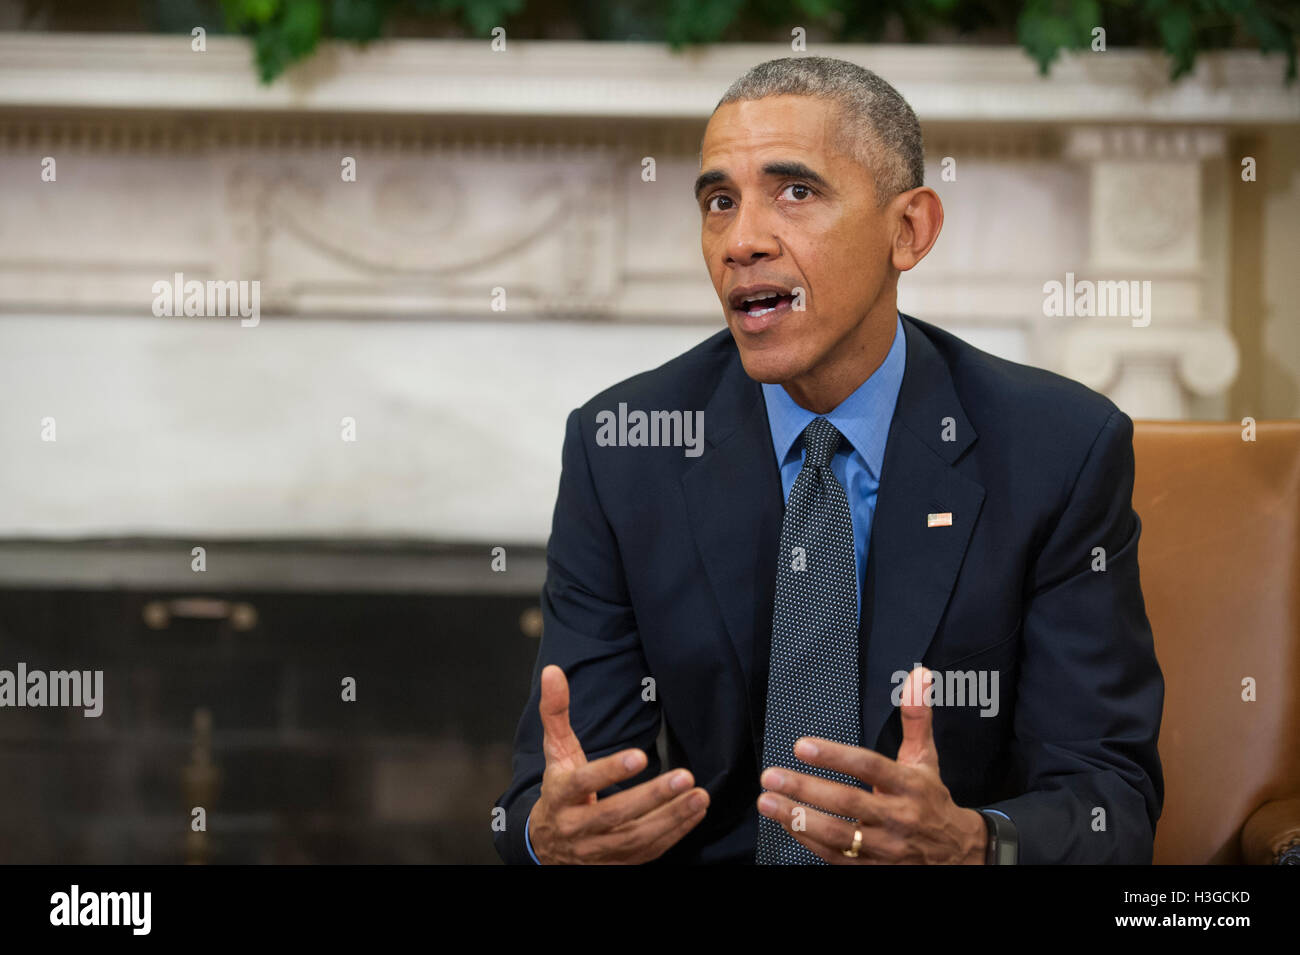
[757, 416, 861, 864]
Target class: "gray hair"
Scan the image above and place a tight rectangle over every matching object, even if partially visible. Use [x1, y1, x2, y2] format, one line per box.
[713, 56, 924, 204]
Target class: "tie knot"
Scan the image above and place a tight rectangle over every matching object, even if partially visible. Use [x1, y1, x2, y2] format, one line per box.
[801, 417, 842, 469]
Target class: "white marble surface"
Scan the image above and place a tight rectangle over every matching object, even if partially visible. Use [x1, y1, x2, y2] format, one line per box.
[0, 314, 716, 542]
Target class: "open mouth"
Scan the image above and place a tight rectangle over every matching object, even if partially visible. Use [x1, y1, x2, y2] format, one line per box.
[735, 293, 794, 318]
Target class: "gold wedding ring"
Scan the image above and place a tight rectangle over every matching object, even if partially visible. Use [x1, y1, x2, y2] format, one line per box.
[842, 827, 863, 858]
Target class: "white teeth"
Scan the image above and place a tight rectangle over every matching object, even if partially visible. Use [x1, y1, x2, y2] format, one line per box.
[739, 291, 786, 308]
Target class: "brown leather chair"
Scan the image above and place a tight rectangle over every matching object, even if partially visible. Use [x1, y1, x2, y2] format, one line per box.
[1132, 420, 1300, 864]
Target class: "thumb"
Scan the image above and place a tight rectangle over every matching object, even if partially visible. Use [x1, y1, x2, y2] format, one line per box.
[897, 666, 940, 772]
[538, 664, 586, 771]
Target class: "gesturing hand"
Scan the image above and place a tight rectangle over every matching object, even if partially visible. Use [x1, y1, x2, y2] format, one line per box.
[527, 664, 710, 864]
[755, 666, 988, 864]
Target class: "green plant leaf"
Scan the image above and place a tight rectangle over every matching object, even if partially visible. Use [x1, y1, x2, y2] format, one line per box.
[462, 0, 527, 37]
[329, 0, 389, 41]
[221, 0, 1298, 86]
[1017, 0, 1103, 74]
[222, 0, 281, 28]
[281, 0, 324, 56]
[664, 0, 746, 46]
[792, 0, 837, 19]
[1239, 6, 1298, 81]
[1156, 4, 1196, 78]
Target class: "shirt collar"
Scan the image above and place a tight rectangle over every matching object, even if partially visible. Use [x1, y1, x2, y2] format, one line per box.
[761, 312, 906, 481]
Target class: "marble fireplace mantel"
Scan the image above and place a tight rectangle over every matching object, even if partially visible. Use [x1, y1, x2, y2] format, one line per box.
[0, 35, 1294, 547]
[2, 34, 1292, 122]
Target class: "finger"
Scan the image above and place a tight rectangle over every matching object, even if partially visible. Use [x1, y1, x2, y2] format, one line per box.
[582, 768, 696, 831]
[897, 666, 940, 771]
[559, 746, 649, 800]
[755, 792, 862, 863]
[538, 665, 585, 768]
[589, 787, 710, 863]
[757, 792, 907, 863]
[756, 791, 855, 853]
[793, 737, 913, 794]
[759, 766, 884, 824]
[788, 827, 848, 864]
[629, 789, 710, 863]
[785, 824, 904, 865]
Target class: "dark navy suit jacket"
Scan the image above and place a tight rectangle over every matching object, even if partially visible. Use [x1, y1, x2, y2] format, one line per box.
[495, 313, 1164, 864]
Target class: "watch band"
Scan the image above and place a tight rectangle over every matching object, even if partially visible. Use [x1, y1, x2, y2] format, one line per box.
[979, 810, 1019, 865]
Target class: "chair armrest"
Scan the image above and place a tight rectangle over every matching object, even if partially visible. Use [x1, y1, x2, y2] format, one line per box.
[1241, 798, 1300, 864]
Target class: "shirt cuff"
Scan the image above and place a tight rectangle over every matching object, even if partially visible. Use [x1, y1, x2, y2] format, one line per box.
[524, 807, 541, 865]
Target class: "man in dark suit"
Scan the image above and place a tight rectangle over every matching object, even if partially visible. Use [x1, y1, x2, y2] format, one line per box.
[494, 56, 1164, 865]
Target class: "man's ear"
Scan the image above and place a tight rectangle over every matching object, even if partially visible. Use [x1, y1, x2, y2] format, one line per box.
[890, 187, 943, 273]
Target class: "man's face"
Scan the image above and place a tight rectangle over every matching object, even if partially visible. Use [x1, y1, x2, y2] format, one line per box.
[696, 94, 895, 387]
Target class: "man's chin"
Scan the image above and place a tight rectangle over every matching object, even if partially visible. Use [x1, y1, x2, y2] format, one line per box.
[733, 347, 805, 387]
[726, 315, 811, 385]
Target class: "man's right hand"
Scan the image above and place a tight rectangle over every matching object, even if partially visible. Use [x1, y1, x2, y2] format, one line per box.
[526, 664, 710, 864]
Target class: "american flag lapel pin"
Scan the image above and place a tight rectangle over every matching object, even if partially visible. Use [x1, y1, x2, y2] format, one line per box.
[927, 512, 953, 528]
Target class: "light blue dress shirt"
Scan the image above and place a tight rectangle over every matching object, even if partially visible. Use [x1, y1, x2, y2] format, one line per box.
[762, 313, 906, 604]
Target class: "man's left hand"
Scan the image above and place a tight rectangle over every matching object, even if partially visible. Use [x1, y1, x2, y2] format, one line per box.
[756, 666, 988, 864]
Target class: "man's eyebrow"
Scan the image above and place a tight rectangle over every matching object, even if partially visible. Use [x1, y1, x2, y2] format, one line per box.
[692, 161, 831, 201]
[760, 161, 830, 190]
[693, 169, 726, 201]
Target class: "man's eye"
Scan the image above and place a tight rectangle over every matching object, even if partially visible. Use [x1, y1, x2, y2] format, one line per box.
[706, 194, 734, 212]
[781, 183, 813, 201]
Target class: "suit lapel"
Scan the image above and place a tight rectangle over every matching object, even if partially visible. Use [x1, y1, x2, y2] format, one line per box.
[861, 316, 985, 750]
[680, 353, 782, 765]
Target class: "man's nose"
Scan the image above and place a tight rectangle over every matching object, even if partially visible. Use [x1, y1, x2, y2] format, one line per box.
[724, 203, 780, 266]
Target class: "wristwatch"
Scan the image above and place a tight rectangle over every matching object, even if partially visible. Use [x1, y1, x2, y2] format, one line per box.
[979, 810, 1019, 865]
